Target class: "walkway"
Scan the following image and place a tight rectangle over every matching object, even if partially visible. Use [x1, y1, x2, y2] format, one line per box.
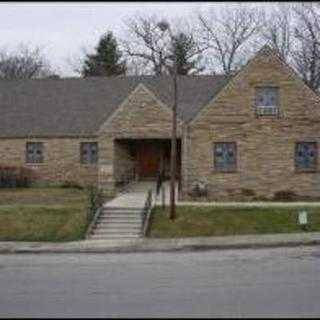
[106, 181, 320, 208]
[104, 181, 157, 208]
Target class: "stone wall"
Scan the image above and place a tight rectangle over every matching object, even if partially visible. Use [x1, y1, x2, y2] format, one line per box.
[182, 47, 320, 200]
[113, 140, 136, 184]
[98, 84, 182, 196]
[0, 137, 98, 186]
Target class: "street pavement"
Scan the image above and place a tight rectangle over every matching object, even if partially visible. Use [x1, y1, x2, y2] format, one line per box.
[0, 246, 319, 318]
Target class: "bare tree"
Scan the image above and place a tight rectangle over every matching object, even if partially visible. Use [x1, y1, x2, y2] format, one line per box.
[290, 3, 320, 91]
[121, 14, 205, 75]
[121, 14, 172, 75]
[262, 3, 293, 62]
[125, 57, 152, 76]
[67, 45, 93, 77]
[0, 44, 54, 79]
[197, 5, 265, 76]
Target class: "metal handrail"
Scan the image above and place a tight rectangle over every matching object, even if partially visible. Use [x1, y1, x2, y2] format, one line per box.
[156, 170, 164, 196]
[142, 189, 153, 236]
[85, 207, 102, 239]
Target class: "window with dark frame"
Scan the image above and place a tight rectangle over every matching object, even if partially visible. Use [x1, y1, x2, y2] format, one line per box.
[26, 142, 44, 164]
[295, 142, 317, 171]
[80, 142, 98, 164]
[255, 87, 279, 116]
[214, 142, 237, 171]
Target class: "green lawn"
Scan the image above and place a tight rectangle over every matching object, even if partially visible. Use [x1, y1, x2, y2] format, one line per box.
[0, 188, 89, 242]
[147, 206, 320, 238]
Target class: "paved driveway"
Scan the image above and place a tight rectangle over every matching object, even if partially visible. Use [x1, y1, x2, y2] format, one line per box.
[0, 246, 320, 318]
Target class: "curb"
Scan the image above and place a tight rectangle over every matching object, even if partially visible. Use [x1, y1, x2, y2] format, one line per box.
[0, 238, 320, 254]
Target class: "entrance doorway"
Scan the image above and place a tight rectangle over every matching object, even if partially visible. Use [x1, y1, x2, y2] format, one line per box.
[114, 138, 181, 183]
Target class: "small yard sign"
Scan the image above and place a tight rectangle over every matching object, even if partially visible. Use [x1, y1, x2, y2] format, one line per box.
[298, 210, 308, 229]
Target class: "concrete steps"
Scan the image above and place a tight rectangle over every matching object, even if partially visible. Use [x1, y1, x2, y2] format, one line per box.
[88, 206, 144, 240]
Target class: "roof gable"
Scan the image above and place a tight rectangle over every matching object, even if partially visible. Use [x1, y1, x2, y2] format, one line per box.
[99, 83, 183, 136]
[0, 75, 227, 138]
[191, 44, 320, 124]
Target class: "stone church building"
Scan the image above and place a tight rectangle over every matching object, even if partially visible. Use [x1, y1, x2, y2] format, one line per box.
[1, 45, 320, 200]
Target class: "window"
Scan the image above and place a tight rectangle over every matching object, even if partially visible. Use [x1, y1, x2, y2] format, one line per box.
[295, 142, 317, 171]
[214, 142, 237, 171]
[80, 142, 98, 164]
[26, 142, 44, 163]
[255, 87, 279, 115]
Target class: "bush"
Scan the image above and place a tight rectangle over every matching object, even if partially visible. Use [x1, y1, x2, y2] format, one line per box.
[241, 188, 256, 197]
[86, 185, 104, 224]
[252, 195, 270, 202]
[190, 182, 208, 198]
[60, 180, 84, 190]
[0, 166, 36, 188]
[273, 190, 299, 201]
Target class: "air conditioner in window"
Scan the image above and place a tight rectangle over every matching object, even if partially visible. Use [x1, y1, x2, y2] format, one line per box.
[257, 105, 278, 115]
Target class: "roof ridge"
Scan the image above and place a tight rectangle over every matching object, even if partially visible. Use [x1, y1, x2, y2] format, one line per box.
[0, 74, 227, 82]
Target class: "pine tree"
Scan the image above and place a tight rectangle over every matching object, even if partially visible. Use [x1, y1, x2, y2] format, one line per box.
[82, 31, 126, 77]
[170, 32, 204, 75]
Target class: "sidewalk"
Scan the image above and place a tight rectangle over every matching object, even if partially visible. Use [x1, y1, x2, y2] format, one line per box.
[175, 201, 320, 207]
[1, 232, 320, 254]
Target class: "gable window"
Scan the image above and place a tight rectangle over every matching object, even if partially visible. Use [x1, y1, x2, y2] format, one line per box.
[214, 142, 237, 171]
[26, 142, 44, 164]
[80, 142, 98, 164]
[295, 142, 317, 171]
[255, 87, 279, 116]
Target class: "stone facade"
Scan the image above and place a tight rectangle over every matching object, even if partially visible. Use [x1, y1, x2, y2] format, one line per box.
[0, 137, 98, 186]
[97, 84, 182, 196]
[181, 47, 320, 200]
[1, 48, 320, 200]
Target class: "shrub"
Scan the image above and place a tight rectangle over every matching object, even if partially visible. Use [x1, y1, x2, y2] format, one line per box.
[252, 195, 270, 202]
[241, 188, 256, 197]
[0, 166, 36, 188]
[190, 182, 208, 198]
[86, 185, 104, 224]
[273, 190, 299, 201]
[60, 180, 84, 190]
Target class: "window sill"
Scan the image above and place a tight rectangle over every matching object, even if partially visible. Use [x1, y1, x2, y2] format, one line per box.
[25, 162, 46, 166]
[212, 168, 238, 174]
[255, 114, 280, 118]
[295, 169, 318, 174]
[80, 163, 98, 167]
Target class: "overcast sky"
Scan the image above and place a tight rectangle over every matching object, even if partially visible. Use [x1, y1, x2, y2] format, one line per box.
[0, 2, 272, 77]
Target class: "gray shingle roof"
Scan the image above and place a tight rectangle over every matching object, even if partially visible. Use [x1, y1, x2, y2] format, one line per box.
[0, 75, 228, 137]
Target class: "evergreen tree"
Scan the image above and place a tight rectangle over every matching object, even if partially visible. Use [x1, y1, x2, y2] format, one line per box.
[82, 31, 126, 77]
[170, 32, 204, 75]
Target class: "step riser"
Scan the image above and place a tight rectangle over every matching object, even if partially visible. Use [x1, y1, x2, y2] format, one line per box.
[100, 216, 143, 219]
[96, 219, 142, 223]
[98, 216, 143, 220]
[90, 233, 141, 236]
[93, 226, 142, 232]
[101, 211, 143, 215]
[103, 208, 143, 211]
[92, 228, 142, 233]
[95, 223, 142, 227]
[90, 237, 141, 241]
[94, 226, 142, 230]
[90, 234, 142, 238]
[98, 217, 142, 220]
[101, 211, 143, 216]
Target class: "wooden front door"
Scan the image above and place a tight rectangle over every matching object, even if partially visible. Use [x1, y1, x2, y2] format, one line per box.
[137, 144, 161, 178]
